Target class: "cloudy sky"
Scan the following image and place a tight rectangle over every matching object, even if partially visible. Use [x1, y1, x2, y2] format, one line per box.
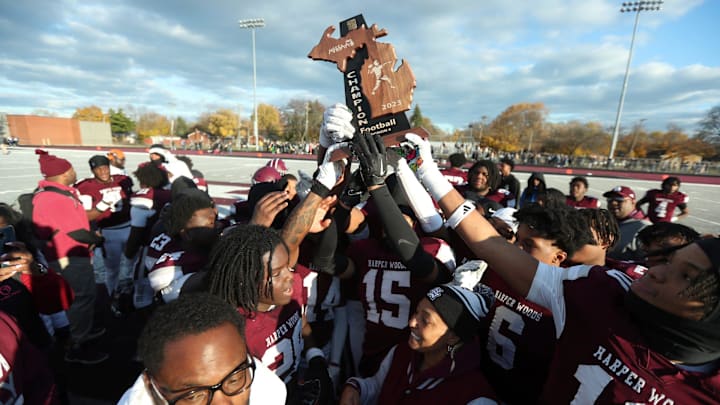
[1, 0, 718, 133]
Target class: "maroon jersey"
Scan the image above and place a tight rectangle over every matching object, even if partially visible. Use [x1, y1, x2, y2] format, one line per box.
[242, 272, 306, 384]
[479, 269, 556, 404]
[605, 257, 648, 280]
[528, 263, 720, 403]
[76, 175, 133, 228]
[129, 187, 172, 242]
[643, 189, 689, 223]
[348, 237, 455, 376]
[565, 195, 601, 209]
[440, 167, 468, 186]
[456, 185, 516, 208]
[376, 341, 496, 405]
[0, 311, 57, 405]
[294, 255, 341, 348]
[148, 240, 209, 302]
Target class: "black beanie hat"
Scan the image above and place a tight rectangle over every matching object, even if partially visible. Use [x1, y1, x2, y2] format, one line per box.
[89, 155, 110, 169]
[425, 283, 494, 342]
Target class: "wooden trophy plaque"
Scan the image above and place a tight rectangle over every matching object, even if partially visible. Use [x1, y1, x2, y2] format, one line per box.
[308, 14, 429, 159]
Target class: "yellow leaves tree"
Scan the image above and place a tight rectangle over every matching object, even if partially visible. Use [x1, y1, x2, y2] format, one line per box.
[206, 109, 239, 138]
[73, 105, 106, 122]
[136, 112, 171, 139]
[256, 103, 282, 139]
[544, 121, 609, 156]
[484, 102, 548, 151]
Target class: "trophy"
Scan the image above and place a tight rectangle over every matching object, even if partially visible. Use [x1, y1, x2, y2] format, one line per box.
[308, 14, 429, 159]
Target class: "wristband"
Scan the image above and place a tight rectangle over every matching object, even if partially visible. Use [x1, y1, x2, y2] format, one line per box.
[305, 347, 325, 362]
[445, 200, 476, 230]
[310, 181, 331, 198]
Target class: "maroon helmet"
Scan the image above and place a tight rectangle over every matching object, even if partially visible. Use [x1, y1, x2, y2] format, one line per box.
[266, 158, 288, 175]
[252, 166, 282, 185]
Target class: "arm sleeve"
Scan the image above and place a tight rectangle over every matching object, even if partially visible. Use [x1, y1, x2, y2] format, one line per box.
[310, 220, 338, 275]
[395, 159, 444, 233]
[369, 186, 436, 279]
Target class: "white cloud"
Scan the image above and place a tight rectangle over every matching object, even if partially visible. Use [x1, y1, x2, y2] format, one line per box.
[0, 0, 715, 133]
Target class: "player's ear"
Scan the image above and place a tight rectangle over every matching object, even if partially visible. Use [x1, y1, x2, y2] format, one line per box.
[553, 250, 568, 265]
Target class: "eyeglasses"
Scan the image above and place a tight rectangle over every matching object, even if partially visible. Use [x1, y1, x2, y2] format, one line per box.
[148, 354, 255, 405]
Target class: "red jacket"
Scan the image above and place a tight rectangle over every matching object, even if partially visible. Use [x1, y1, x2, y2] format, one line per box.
[32, 180, 91, 262]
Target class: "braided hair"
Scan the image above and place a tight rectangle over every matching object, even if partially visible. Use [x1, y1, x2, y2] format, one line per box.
[681, 270, 719, 319]
[579, 208, 620, 250]
[207, 225, 288, 313]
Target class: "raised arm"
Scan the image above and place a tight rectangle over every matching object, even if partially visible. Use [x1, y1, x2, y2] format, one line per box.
[282, 144, 345, 266]
[405, 134, 538, 296]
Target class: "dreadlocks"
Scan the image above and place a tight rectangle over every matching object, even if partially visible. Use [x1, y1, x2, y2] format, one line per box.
[164, 189, 214, 238]
[207, 225, 288, 314]
[579, 208, 620, 250]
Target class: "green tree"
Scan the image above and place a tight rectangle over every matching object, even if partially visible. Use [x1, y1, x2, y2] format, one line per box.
[282, 99, 325, 143]
[108, 108, 135, 134]
[409, 105, 424, 128]
[73, 105, 105, 122]
[174, 117, 189, 137]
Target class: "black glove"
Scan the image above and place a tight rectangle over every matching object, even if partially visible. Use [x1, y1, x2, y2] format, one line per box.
[339, 168, 369, 208]
[300, 357, 333, 405]
[353, 133, 387, 187]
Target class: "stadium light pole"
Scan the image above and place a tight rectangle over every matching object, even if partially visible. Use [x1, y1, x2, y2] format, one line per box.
[238, 18, 265, 151]
[608, 1, 663, 164]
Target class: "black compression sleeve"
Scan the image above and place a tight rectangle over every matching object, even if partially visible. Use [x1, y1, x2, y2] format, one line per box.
[311, 220, 338, 275]
[369, 186, 434, 279]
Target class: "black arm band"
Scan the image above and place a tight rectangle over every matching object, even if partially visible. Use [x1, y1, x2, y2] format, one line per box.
[369, 186, 434, 279]
[333, 204, 352, 233]
[311, 181, 331, 198]
[311, 220, 338, 275]
[334, 254, 349, 277]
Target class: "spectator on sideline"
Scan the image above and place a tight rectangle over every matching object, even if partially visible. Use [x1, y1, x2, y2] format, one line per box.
[498, 157, 520, 200]
[603, 186, 651, 261]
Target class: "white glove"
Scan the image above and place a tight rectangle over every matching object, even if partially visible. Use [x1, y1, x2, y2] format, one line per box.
[319, 103, 355, 148]
[403, 133, 436, 175]
[404, 133, 453, 201]
[453, 260, 489, 291]
[96, 190, 122, 212]
[671, 216, 679, 222]
[314, 143, 348, 190]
